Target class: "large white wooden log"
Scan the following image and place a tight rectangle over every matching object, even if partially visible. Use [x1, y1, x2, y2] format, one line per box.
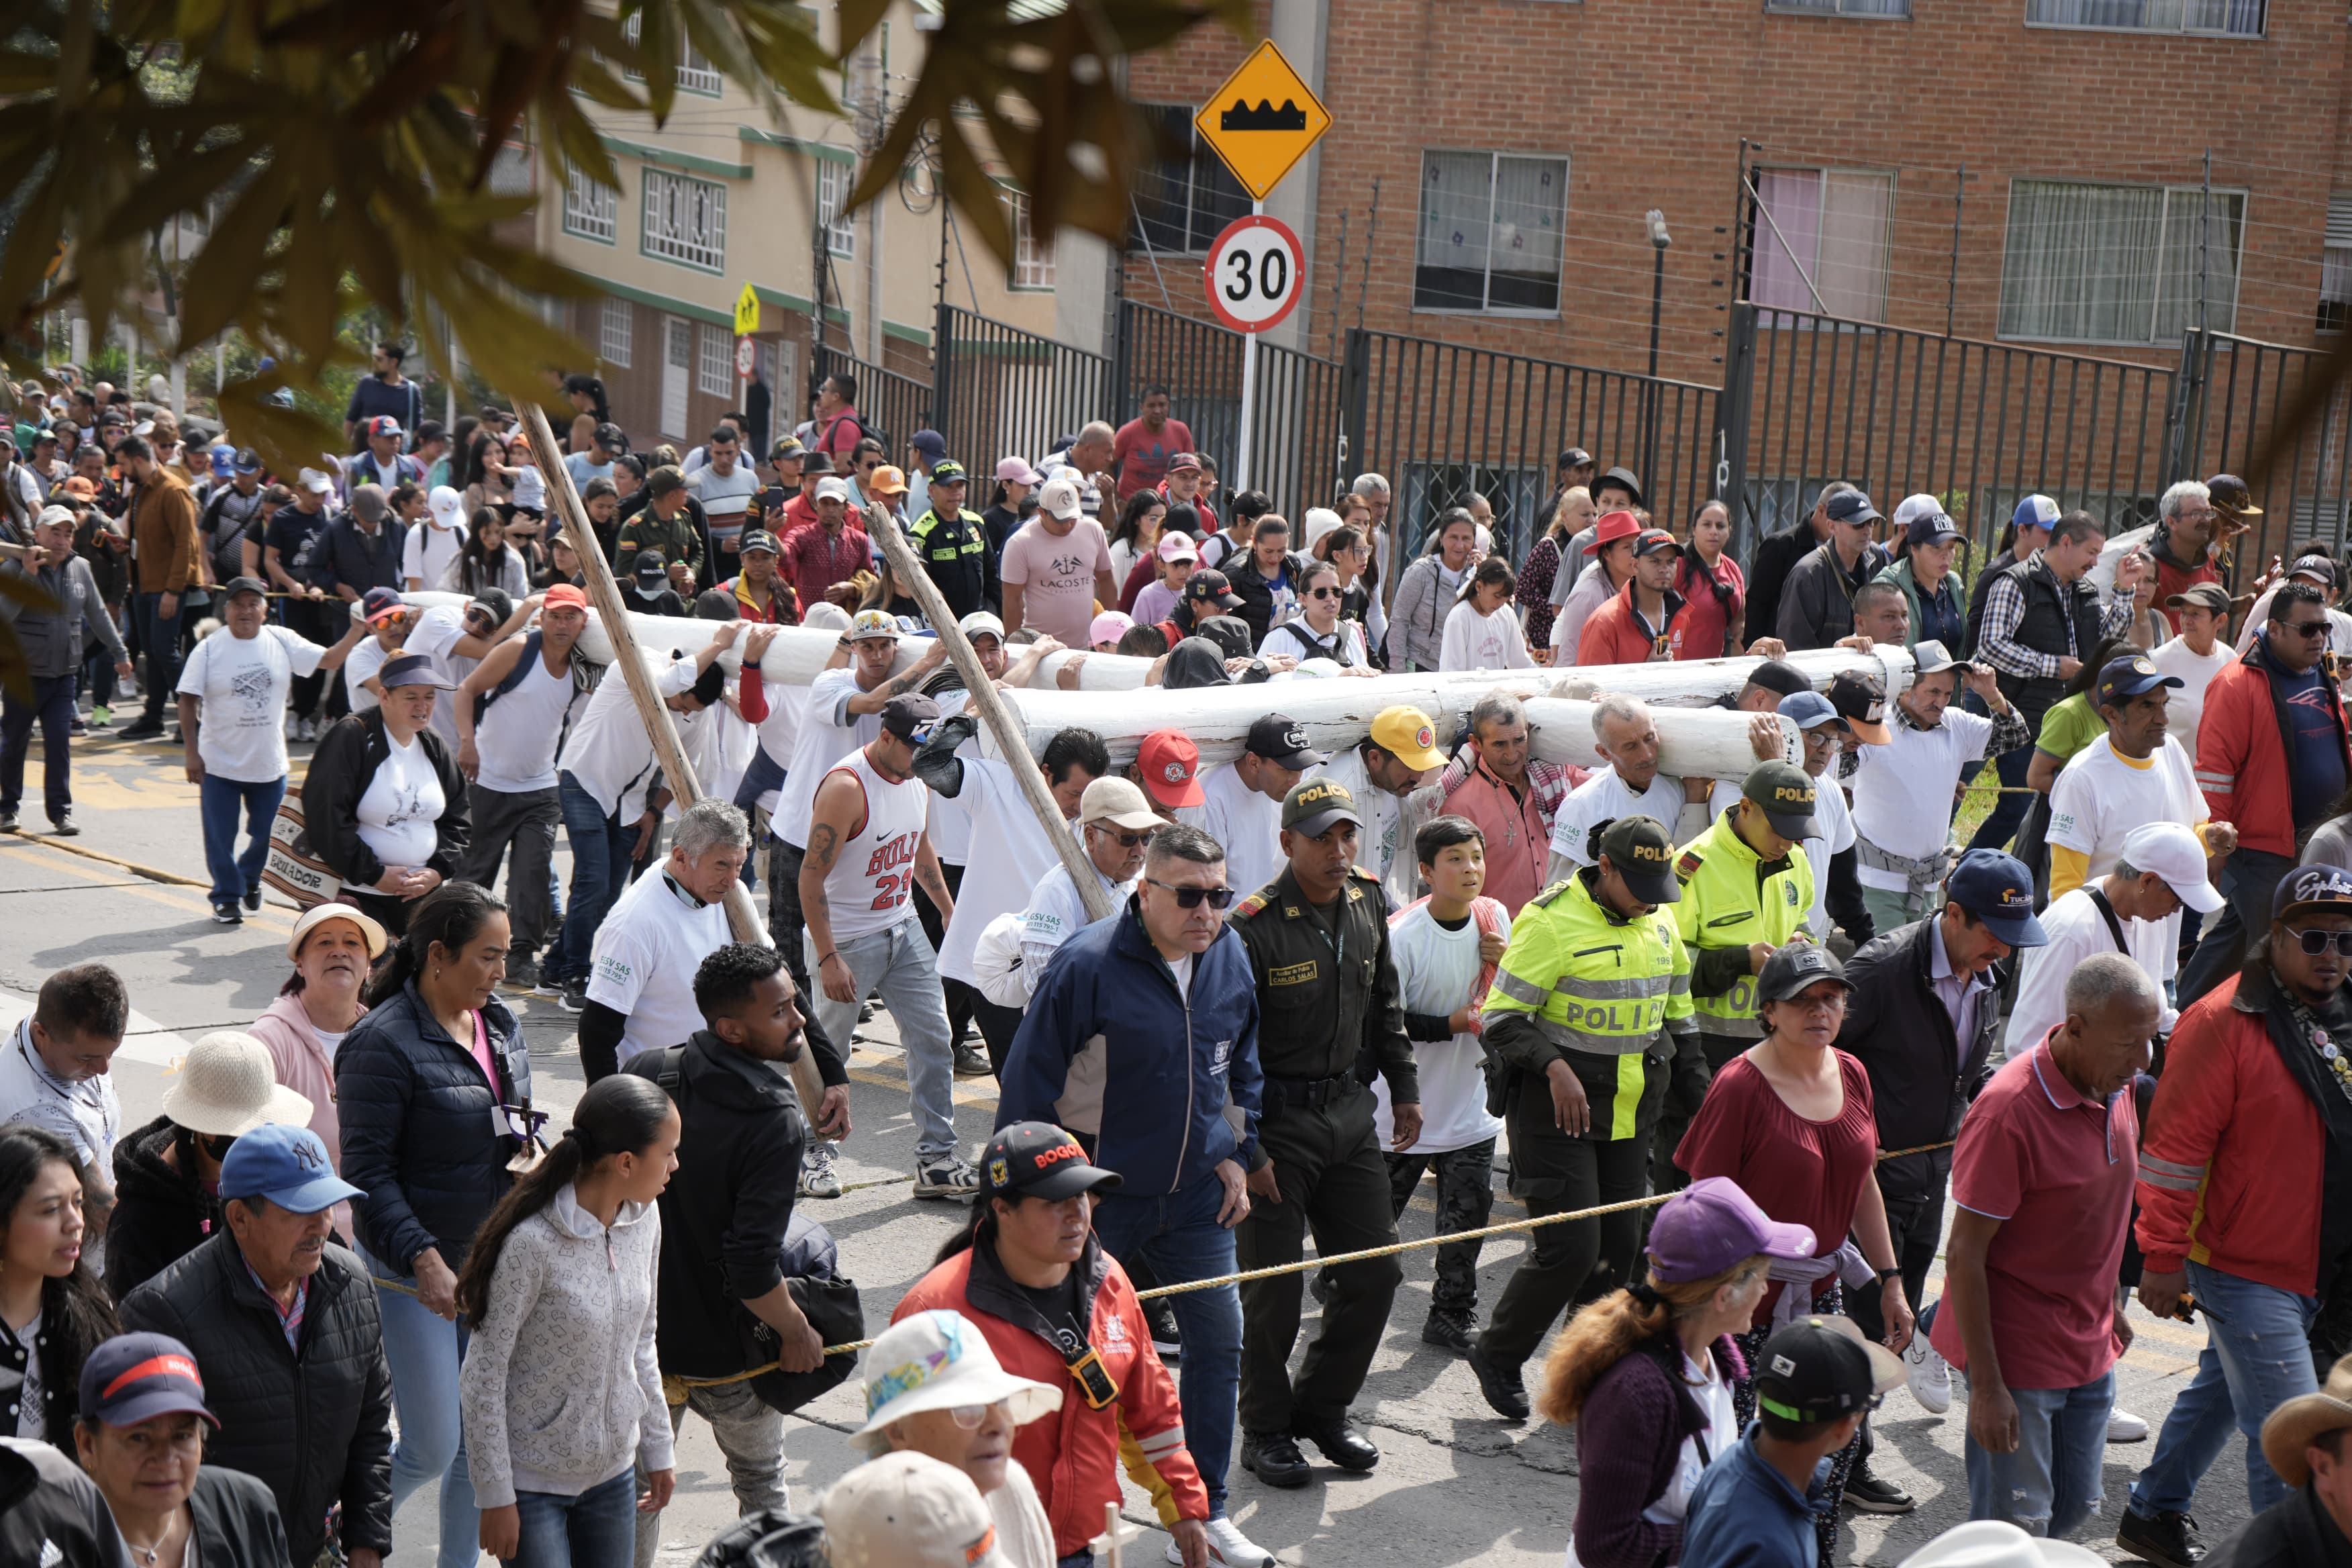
[1547, 644, 1918, 707]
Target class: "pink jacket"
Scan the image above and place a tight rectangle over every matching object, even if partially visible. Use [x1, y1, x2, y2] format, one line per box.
[246, 993, 366, 1236]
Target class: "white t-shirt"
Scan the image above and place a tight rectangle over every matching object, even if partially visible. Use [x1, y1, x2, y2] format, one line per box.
[1801, 769, 1857, 939]
[0, 1020, 120, 1175]
[2010, 885, 2182, 1053]
[1260, 617, 1370, 669]
[346, 636, 391, 716]
[2148, 636, 2235, 755]
[560, 652, 699, 820]
[403, 520, 463, 591]
[1020, 862, 1134, 994]
[475, 646, 581, 794]
[402, 605, 475, 746]
[588, 869, 734, 1065]
[2046, 734, 2204, 965]
[1438, 600, 1535, 673]
[935, 756, 1080, 987]
[176, 625, 326, 783]
[779, 667, 881, 850]
[988, 1461, 1057, 1568]
[1548, 765, 1687, 869]
[1850, 709, 1997, 887]
[1624, 1351, 1738, 1541]
[750, 679, 804, 817]
[355, 730, 445, 870]
[1177, 765, 1286, 899]
[1373, 901, 1509, 1154]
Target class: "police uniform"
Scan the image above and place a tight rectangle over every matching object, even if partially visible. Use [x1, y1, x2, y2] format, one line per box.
[908, 471, 994, 620]
[1227, 789, 1418, 1451]
[1475, 845, 1692, 1381]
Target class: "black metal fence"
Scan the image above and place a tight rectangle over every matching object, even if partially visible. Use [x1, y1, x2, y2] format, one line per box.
[1112, 302, 1346, 518]
[932, 306, 1111, 479]
[814, 342, 931, 458]
[2171, 330, 2352, 576]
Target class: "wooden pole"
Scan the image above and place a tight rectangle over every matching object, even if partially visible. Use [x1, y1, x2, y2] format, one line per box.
[865, 508, 1116, 924]
[521, 404, 828, 1114]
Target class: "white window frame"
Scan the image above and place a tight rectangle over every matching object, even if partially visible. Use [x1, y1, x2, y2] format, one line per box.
[620, 13, 724, 94]
[818, 161, 856, 260]
[2024, 0, 2263, 38]
[600, 297, 633, 368]
[642, 168, 727, 273]
[1996, 177, 2247, 346]
[2322, 194, 2352, 336]
[1767, 0, 1910, 12]
[563, 167, 618, 244]
[1412, 149, 1571, 318]
[1010, 193, 1054, 290]
[1747, 166, 1896, 325]
[1129, 103, 1251, 256]
[698, 322, 732, 398]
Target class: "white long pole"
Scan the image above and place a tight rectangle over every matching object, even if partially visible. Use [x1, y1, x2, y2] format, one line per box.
[1234, 199, 1263, 493]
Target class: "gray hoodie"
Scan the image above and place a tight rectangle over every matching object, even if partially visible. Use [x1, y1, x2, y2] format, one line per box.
[458, 1182, 673, 1504]
[0, 552, 128, 679]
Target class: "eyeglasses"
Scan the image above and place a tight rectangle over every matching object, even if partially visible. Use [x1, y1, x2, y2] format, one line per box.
[1305, 586, 1341, 600]
[945, 1402, 1006, 1430]
[1147, 878, 1236, 910]
[2286, 926, 2352, 956]
[2280, 619, 2333, 640]
[1090, 826, 1153, 848]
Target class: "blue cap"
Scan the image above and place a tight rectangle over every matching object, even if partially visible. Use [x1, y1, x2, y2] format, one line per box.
[80, 1332, 219, 1430]
[2012, 494, 2061, 533]
[1824, 489, 1881, 526]
[2095, 652, 2183, 709]
[1945, 848, 2047, 947]
[909, 429, 948, 459]
[218, 1123, 365, 1214]
[209, 443, 236, 476]
[1777, 690, 1847, 731]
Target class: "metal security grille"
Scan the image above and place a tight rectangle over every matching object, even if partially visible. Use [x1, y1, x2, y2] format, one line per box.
[1112, 302, 1344, 518]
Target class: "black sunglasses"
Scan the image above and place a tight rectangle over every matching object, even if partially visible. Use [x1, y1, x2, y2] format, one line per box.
[1305, 586, 1342, 600]
[2280, 619, 2333, 640]
[1091, 827, 1153, 848]
[2286, 926, 2352, 956]
[1147, 878, 1235, 910]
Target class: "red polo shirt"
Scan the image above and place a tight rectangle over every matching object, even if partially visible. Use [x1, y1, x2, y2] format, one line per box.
[1930, 1033, 2138, 1390]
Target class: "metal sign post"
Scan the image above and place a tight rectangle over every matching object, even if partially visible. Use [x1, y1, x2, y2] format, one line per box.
[1203, 210, 1304, 496]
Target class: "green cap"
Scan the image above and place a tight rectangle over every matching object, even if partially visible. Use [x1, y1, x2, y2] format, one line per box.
[1283, 777, 1362, 838]
[1742, 761, 1820, 841]
[1596, 815, 1680, 905]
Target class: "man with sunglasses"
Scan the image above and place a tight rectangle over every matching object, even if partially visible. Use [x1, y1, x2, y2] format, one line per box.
[2181, 579, 2352, 1008]
[2124, 867, 2352, 1568]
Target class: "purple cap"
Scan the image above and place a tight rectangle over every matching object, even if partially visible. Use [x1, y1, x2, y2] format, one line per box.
[1646, 1176, 1816, 1283]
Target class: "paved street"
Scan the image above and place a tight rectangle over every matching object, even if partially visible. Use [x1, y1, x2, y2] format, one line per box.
[0, 730, 2266, 1566]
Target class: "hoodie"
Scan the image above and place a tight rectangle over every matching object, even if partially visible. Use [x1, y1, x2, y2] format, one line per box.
[1162, 636, 1232, 690]
[248, 991, 366, 1240]
[105, 1114, 223, 1302]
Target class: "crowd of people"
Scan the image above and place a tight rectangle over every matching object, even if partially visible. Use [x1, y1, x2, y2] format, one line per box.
[4, 357, 2352, 1568]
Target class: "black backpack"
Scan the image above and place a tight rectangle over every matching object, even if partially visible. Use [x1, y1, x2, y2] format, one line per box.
[692, 1510, 826, 1568]
[471, 628, 601, 730]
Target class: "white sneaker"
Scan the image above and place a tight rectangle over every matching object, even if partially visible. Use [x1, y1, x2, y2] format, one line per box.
[799, 1140, 842, 1199]
[912, 1153, 981, 1200]
[1906, 1337, 1951, 1415]
[1166, 1517, 1276, 1567]
[2108, 1407, 2149, 1442]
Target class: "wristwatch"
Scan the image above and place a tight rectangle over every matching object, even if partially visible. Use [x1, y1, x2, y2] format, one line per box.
[1876, 1267, 1903, 1287]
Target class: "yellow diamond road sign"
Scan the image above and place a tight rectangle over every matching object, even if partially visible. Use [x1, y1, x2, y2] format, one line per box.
[1193, 40, 1330, 204]
[734, 283, 761, 338]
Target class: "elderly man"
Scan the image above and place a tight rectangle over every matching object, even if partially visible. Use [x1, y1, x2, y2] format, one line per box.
[1777, 489, 1892, 650]
[1037, 420, 1114, 522]
[1436, 692, 1570, 916]
[1746, 480, 1859, 656]
[118, 1124, 389, 1568]
[0, 505, 130, 834]
[1547, 695, 1686, 885]
[2010, 822, 2217, 1057]
[2145, 479, 2226, 632]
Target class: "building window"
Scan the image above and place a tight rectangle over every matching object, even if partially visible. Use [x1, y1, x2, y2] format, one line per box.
[1010, 193, 1054, 290]
[1998, 179, 2245, 344]
[1749, 168, 1894, 323]
[601, 298, 633, 368]
[2322, 195, 2352, 335]
[698, 322, 732, 398]
[621, 13, 724, 93]
[1130, 103, 1251, 254]
[564, 168, 618, 243]
[642, 168, 726, 272]
[2025, 0, 2263, 36]
[818, 160, 856, 260]
[1413, 150, 1569, 315]
[1768, 0, 1910, 11]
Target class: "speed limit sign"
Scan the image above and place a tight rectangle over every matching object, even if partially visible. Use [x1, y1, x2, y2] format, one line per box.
[735, 335, 756, 378]
[1204, 214, 1304, 334]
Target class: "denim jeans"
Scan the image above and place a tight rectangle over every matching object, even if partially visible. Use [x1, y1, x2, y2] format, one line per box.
[2128, 1260, 2320, 1520]
[1091, 1172, 1244, 1518]
[554, 772, 632, 984]
[1965, 1369, 2114, 1537]
[803, 920, 958, 1161]
[731, 747, 786, 891]
[0, 673, 77, 819]
[197, 773, 285, 908]
[364, 1246, 479, 1568]
[632, 1381, 786, 1568]
[2178, 845, 2298, 1009]
[510, 1467, 636, 1568]
[131, 590, 183, 726]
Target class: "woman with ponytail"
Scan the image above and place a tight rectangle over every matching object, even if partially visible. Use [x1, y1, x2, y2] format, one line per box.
[1538, 1178, 1815, 1568]
[337, 881, 534, 1568]
[458, 1075, 679, 1568]
[1672, 499, 1747, 660]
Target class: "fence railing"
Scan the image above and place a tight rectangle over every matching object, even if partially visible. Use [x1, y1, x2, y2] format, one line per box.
[1112, 302, 1346, 518]
[2171, 330, 2352, 579]
[814, 343, 931, 460]
[933, 306, 1111, 482]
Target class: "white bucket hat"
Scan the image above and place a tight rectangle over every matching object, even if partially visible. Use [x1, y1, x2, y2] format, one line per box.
[161, 1032, 313, 1138]
[849, 1309, 1062, 1455]
[285, 901, 390, 963]
[1897, 1521, 2107, 1568]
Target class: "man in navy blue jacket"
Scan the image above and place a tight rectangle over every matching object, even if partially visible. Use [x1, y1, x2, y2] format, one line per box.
[999, 820, 1267, 1562]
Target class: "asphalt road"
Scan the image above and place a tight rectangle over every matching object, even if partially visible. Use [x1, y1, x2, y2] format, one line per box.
[0, 728, 2267, 1565]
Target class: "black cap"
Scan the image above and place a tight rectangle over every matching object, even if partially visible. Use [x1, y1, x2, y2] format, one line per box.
[594, 422, 628, 454]
[981, 1121, 1122, 1201]
[1824, 489, 1881, 527]
[1630, 528, 1679, 559]
[1744, 659, 1811, 700]
[1246, 714, 1328, 771]
[738, 529, 780, 556]
[218, 575, 268, 600]
[1826, 671, 1891, 744]
[1559, 447, 1593, 471]
[878, 691, 941, 742]
[1755, 942, 1852, 1005]
[2274, 865, 2352, 922]
[1197, 614, 1255, 663]
[1597, 816, 1679, 905]
[2206, 473, 2263, 516]
[1185, 569, 1242, 610]
[1742, 761, 1820, 840]
[1906, 510, 1963, 549]
[633, 550, 668, 587]
[1753, 1316, 1903, 1424]
[1282, 777, 1363, 838]
[2096, 652, 2184, 709]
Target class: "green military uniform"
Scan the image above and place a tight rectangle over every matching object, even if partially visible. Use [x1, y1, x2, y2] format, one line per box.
[1228, 850, 1418, 1441]
[1475, 830, 1692, 1379]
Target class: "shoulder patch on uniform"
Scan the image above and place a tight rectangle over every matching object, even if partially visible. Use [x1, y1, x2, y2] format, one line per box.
[1233, 891, 1269, 918]
[1675, 849, 1704, 881]
[1528, 881, 1571, 908]
[1349, 866, 1381, 882]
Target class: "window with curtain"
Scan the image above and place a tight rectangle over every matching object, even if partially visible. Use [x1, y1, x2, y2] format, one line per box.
[2025, 0, 2263, 36]
[564, 168, 618, 243]
[642, 169, 726, 272]
[1749, 167, 1894, 323]
[601, 298, 633, 368]
[1414, 151, 1569, 314]
[1129, 104, 1251, 254]
[2322, 194, 2352, 335]
[1769, 0, 1911, 13]
[1997, 179, 2245, 343]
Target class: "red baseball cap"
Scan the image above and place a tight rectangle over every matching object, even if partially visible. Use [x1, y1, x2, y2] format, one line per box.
[542, 584, 589, 611]
[1583, 510, 1645, 554]
[1136, 729, 1206, 808]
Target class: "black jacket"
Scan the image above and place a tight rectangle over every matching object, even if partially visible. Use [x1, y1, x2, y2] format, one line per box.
[1836, 916, 2003, 1203]
[624, 1030, 806, 1377]
[309, 513, 407, 597]
[0, 1437, 119, 1568]
[1774, 540, 1890, 651]
[183, 1466, 294, 1568]
[335, 982, 531, 1273]
[1741, 521, 1820, 653]
[120, 1234, 393, 1567]
[1224, 549, 1314, 646]
[103, 1114, 224, 1303]
[2218, 1483, 2352, 1568]
[302, 708, 471, 889]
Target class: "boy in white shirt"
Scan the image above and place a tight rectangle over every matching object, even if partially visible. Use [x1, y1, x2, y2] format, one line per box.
[1375, 814, 1510, 1355]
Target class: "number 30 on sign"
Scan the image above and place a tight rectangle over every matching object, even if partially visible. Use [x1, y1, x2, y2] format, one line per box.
[1204, 215, 1305, 334]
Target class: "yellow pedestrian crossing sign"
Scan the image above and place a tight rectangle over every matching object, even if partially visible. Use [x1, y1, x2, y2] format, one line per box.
[1193, 40, 1331, 203]
[734, 283, 761, 337]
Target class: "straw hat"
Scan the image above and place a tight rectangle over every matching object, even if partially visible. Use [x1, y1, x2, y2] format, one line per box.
[160, 1032, 313, 1138]
[2264, 1353, 2352, 1486]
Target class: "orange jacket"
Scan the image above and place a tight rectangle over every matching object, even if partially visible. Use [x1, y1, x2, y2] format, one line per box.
[2193, 636, 2351, 858]
[1575, 579, 1687, 667]
[894, 1237, 1208, 1556]
[2135, 968, 2329, 1294]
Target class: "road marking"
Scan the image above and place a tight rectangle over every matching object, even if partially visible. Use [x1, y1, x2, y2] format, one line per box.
[0, 991, 196, 1068]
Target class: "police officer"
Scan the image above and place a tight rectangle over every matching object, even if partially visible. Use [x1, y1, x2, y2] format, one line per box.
[1467, 814, 1693, 1420]
[907, 458, 995, 620]
[1228, 777, 1419, 1488]
[1655, 761, 1818, 1194]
